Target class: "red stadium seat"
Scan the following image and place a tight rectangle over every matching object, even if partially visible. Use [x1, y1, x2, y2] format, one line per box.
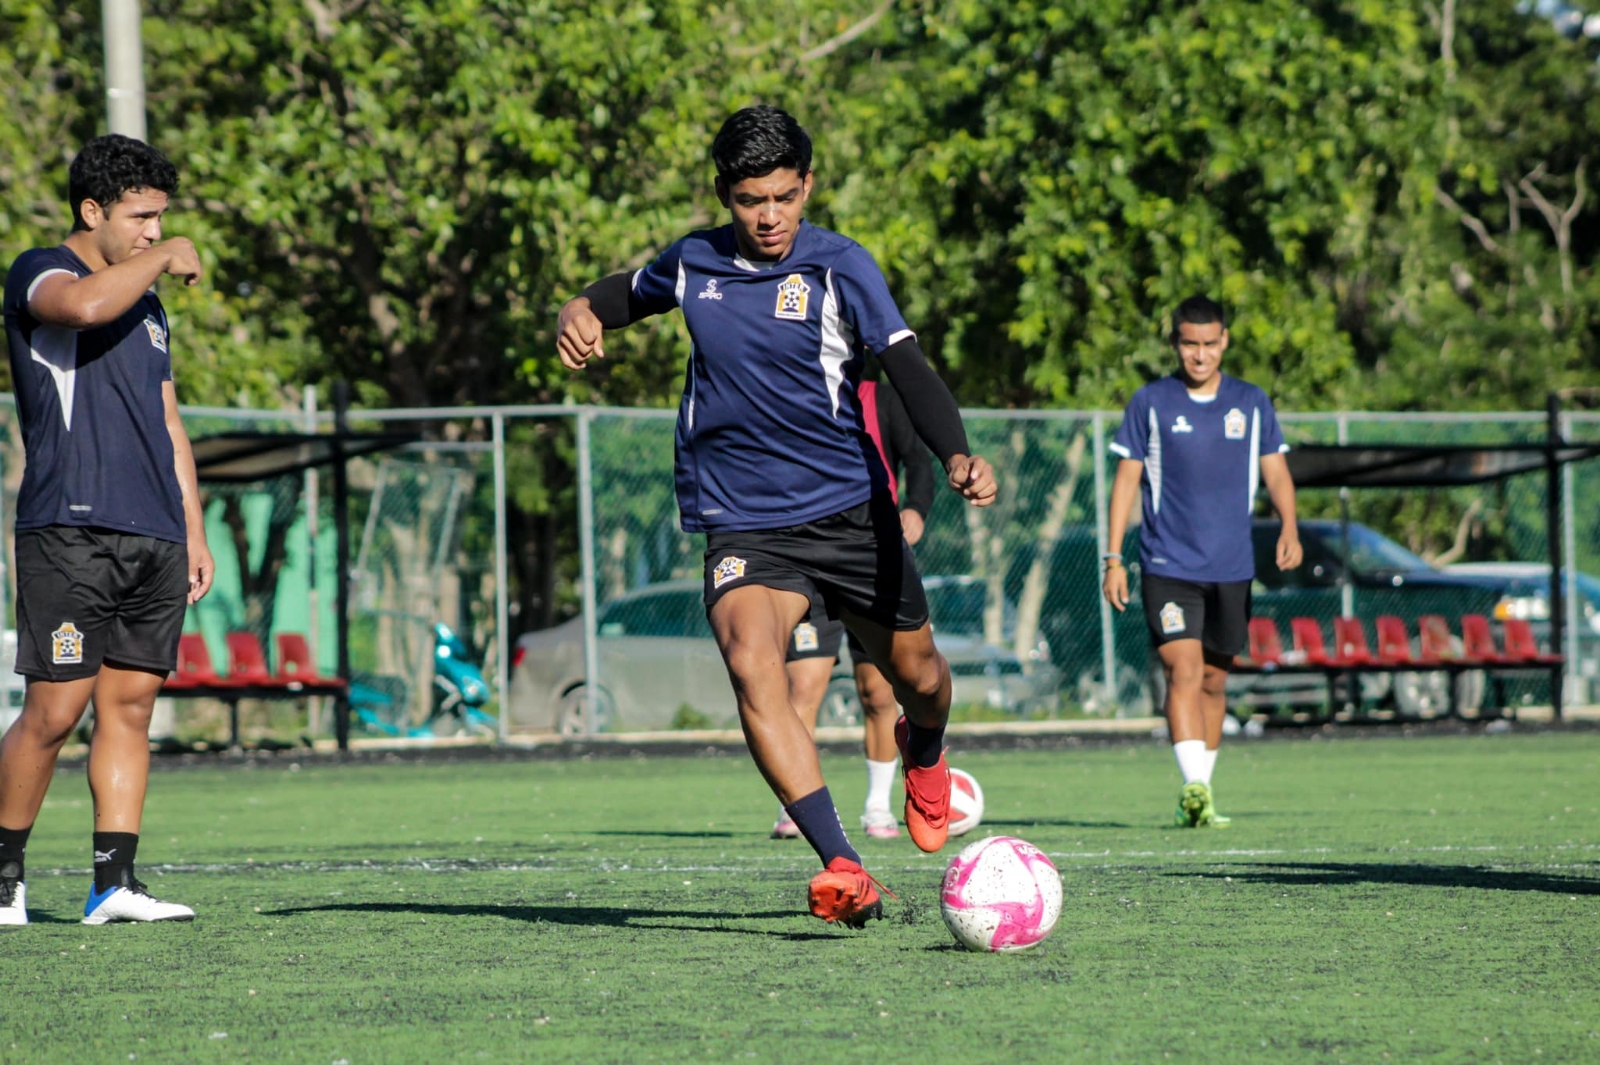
[1375, 616, 1414, 664]
[1417, 615, 1457, 663]
[1460, 614, 1509, 665]
[1332, 617, 1376, 666]
[1502, 619, 1564, 665]
[275, 633, 346, 689]
[1247, 617, 1286, 666]
[1290, 618, 1332, 665]
[168, 633, 244, 688]
[226, 632, 285, 685]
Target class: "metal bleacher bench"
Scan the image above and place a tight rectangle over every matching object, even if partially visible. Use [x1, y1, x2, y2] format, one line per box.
[162, 632, 346, 748]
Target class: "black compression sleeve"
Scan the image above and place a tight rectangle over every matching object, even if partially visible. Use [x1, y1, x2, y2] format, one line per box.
[876, 336, 970, 466]
[579, 271, 637, 330]
[878, 381, 936, 516]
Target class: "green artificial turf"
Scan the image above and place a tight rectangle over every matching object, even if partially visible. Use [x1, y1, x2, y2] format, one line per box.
[2, 730, 1598, 1064]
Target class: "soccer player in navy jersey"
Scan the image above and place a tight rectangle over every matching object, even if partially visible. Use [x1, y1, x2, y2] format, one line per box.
[0, 135, 214, 926]
[557, 106, 996, 925]
[1103, 295, 1301, 827]
[770, 374, 934, 842]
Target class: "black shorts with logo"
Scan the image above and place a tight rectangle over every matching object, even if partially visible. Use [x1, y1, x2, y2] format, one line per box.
[1141, 572, 1252, 658]
[706, 494, 930, 635]
[785, 610, 874, 664]
[15, 526, 189, 681]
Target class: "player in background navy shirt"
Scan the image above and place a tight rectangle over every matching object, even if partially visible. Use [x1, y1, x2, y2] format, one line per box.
[1104, 296, 1301, 828]
[0, 136, 214, 928]
[558, 106, 997, 925]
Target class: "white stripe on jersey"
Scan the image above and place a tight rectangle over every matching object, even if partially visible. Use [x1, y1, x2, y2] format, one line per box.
[818, 269, 852, 418]
[1146, 404, 1162, 514]
[29, 325, 77, 431]
[675, 259, 695, 430]
[1248, 407, 1261, 511]
[26, 268, 75, 305]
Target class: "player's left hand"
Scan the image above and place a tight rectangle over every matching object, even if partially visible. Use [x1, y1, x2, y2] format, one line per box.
[188, 537, 215, 604]
[1276, 529, 1303, 572]
[900, 509, 925, 545]
[946, 454, 997, 507]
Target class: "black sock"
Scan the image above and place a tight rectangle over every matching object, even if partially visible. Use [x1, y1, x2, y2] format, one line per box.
[0, 823, 30, 881]
[905, 721, 945, 769]
[93, 832, 139, 892]
[784, 787, 861, 867]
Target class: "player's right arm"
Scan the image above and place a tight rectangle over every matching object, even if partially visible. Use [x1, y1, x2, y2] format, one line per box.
[27, 239, 201, 329]
[1103, 390, 1152, 611]
[557, 242, 685, 371]
[1102, 459, 1143, 611]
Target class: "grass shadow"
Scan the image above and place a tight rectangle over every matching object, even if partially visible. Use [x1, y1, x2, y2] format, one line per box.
[265, 901, 843, 940]
[1179, 862, 1600, 895]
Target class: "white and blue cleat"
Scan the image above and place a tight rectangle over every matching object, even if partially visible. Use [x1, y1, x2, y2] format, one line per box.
[83, 878, 195, 925]
[0, 873, 25, 927]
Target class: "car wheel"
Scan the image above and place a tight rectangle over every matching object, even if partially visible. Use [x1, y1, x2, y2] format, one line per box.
[556, 685, 615, 737]
[817, 677, 862, 728]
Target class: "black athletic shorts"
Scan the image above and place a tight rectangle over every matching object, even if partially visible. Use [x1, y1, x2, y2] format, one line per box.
[705, 494, 930, 635]
[784, 610, 873, 664]
[15, 526, 189, 682]
[1141, 572, 1252, 658]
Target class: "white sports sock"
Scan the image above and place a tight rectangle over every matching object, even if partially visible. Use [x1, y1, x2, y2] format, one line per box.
[864, 757, 898, 813]
[1172, 740, 1209, 785]
[1200, 746, 1219, 785]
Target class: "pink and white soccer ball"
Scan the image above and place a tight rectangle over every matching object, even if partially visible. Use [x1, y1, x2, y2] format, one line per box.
[940, 835, 1062, 953]
[948, 767, 984, 837]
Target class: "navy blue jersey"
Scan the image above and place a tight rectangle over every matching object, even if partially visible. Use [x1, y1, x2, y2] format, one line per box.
[1110, 374, 1287, 582]
[629, 222, 914, 532]
[3, 246, 187, 544]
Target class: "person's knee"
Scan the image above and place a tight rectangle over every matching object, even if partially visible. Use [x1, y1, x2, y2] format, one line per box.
[94, 699, 156, 732]
[1164, 656, 1205, 692]
[722, 639, 784, 700]
[1200, 667, 1229, 699]
[16, 702, 84, 749]
[857, 670, 899, 715]
[890, 644, 946, 703]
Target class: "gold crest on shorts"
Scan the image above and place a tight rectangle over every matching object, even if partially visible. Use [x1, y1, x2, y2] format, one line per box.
[1159, 602, 1186, 635]
[51, 622, 85, 665]
[793, 623, 819, 652]
[774, 274, 810, 321]
[713, 556, 747, 589]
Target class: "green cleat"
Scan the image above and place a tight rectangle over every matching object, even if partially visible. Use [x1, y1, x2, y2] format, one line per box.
[1178, 782, 1232, 828]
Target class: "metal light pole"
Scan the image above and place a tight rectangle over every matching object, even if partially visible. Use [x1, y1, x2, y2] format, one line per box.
[102, 0, 148, 140]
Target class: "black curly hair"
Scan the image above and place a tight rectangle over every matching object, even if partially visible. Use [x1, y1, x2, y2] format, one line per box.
[711, 106, 811, 185]
[68, 134, 178, 230]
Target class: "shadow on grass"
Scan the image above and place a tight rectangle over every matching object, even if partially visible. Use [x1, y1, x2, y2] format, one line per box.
[265, 901, 843, 940]
[1180, 862, 1600, 895]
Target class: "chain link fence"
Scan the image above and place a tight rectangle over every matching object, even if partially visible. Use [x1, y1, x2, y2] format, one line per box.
[0, 395, 1596, 742]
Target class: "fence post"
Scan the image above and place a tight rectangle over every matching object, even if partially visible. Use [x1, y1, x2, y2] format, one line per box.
[1337, 412, 1354, 619]
[1562, 411, 1579, 706]
[303, 386, 321, 736]
[1093, 411, 1116, 711]
[493, 411, 510, 743]
[1547, 395, 1565, 717]
[577, 409, 600, 735]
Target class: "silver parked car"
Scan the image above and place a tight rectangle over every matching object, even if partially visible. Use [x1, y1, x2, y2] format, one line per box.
[508, 576, 1058, 735]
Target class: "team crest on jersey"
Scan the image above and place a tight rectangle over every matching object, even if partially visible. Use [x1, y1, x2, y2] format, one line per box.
[1224, 408, 1247, 440]
[1159, 602, 1186, 635]
[143, 316, 168, 353]
[713, 556, 748, 589]
[793, 623, 819, 652]
[51, 622, 85, 665]
[774, 274, 810, 321]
